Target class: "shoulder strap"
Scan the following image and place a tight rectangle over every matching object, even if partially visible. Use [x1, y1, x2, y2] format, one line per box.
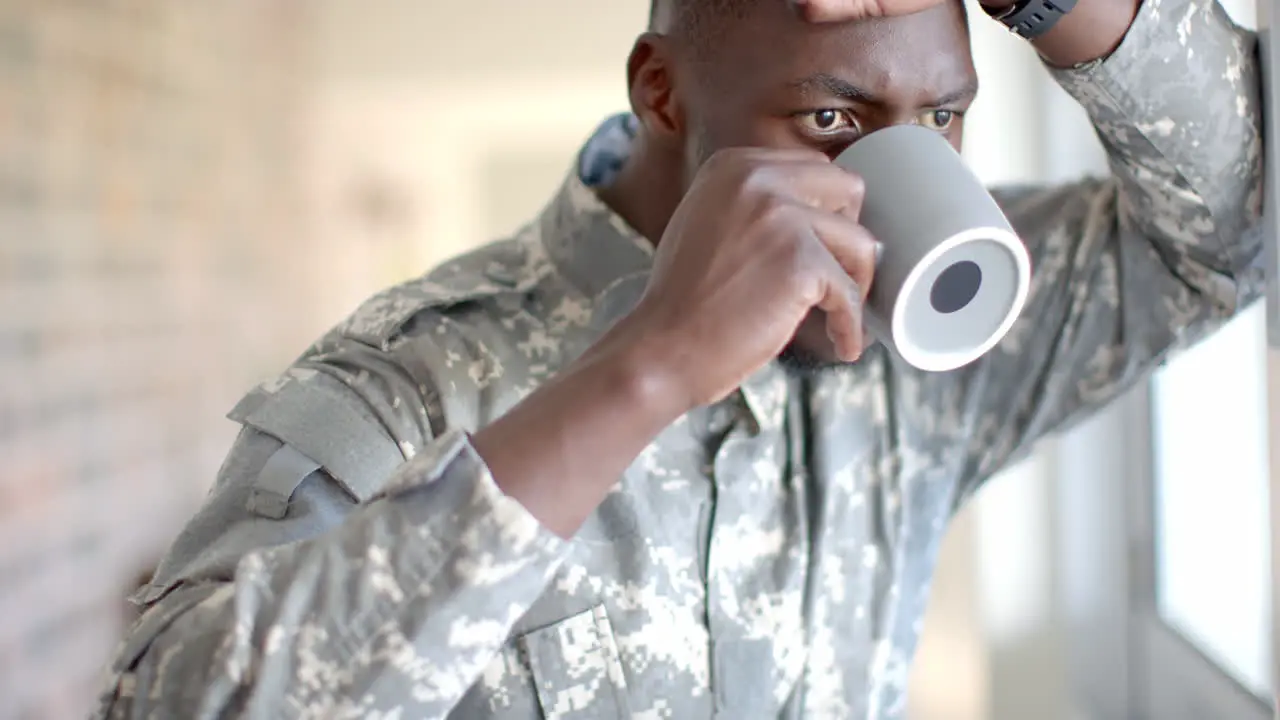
[228, 379, 406, 516]
[246, 443, 322, 519]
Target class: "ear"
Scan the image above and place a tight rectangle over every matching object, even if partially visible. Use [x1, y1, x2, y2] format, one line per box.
[626, 33, 685, 144]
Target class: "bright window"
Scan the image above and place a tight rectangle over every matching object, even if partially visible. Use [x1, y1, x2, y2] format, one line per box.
[1151, 302, 1273, 699]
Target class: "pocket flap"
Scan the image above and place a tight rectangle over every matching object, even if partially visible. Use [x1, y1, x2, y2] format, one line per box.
[519, 604, 632, 718]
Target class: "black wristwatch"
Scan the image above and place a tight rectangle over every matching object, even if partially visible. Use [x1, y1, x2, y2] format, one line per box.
[982, 0, 1078, 39]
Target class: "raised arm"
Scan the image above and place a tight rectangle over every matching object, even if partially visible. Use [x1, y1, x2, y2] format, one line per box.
[902, 0, 1265, 502]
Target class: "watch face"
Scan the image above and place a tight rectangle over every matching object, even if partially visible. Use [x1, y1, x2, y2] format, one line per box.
[980, 0, 1019, 19]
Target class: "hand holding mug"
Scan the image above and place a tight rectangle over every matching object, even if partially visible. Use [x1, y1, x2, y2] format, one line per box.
[617, 147, 879, 410]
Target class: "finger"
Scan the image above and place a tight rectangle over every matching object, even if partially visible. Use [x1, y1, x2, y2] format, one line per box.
[798, 206, 879, 302]
[766, 161, 868, 218]
[811, 254, 866, 362]
[705, 146, 868, 216]
[789, 0, 946, 22]
[788, 0, 880, 21]
[721, 145, 832, 164]
[789, 235, 864, 362]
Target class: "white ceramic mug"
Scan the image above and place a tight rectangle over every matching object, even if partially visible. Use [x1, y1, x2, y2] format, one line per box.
[834, 124, 1032, 372]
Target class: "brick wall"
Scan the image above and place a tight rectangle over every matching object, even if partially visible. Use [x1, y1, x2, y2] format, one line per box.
[0, 2, 325, 717]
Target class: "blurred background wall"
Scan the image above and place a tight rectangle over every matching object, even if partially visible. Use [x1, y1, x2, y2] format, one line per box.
[0, 1, 1264, 719]
[0, 1, 324, 715]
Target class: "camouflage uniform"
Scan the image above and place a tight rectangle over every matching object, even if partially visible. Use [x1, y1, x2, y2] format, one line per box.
[94, 0, 1264, 717]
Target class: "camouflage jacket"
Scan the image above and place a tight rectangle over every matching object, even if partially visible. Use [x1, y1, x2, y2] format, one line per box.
[95, 0, 1263, 717]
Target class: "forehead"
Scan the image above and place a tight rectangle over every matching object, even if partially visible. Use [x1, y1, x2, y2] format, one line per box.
[702, 3, 976, 104]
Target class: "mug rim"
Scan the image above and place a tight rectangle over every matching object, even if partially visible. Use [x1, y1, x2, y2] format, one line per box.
[890, 226, 1032, 372]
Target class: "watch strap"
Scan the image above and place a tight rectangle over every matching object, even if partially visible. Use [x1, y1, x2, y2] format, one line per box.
[983, 0, 1079, 39]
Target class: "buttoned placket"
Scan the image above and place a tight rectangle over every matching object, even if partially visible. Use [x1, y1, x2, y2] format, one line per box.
[700, 375, 810, 719]
[705, 410, 754, 719]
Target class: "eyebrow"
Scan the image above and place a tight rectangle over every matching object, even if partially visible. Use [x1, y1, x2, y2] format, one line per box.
[788, 73, 981, 107]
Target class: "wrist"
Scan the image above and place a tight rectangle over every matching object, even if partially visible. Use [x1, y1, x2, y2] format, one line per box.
[1032, 0, 1137, 67]
[578, 317, 694, 426]
[471, 321, 689, 538]
[980, 0, 1136, 66]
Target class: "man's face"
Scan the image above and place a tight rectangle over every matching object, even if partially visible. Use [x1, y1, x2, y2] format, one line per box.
[651, 2, 979, 372]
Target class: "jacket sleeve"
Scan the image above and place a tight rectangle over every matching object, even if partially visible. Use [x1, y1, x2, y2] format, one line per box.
[92, 357, 568, 718]
[895, 0, 1266, 506]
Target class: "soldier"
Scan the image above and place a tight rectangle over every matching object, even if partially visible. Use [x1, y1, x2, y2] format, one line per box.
[95, 0, 1263, 717]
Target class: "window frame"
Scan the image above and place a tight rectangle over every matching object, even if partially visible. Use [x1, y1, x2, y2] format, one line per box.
[1060, 1, 1278, 714]
[1128, 384, 1274, 719]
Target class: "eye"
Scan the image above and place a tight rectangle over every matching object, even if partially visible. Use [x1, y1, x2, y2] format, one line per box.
[796, 109, 857, 135]
[918, 109, 959, 132]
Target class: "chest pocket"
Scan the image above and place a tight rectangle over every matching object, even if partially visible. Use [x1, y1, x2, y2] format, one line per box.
[520, 604, 633, 719]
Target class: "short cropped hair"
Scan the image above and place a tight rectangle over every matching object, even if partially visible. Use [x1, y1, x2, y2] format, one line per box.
[648, 0, 759, 49]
